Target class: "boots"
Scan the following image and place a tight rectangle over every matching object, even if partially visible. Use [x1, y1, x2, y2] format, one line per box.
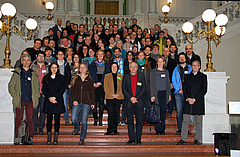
[53, 132, 59, 145]
[79, 139, 84, 145]
[99, 119, 102, 126]
[46, 132, 51, 145]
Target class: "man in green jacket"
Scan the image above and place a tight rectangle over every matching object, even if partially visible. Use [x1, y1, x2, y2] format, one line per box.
[8, 54, 40, 145]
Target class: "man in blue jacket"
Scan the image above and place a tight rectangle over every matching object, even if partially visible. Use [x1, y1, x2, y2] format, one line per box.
[172, 52, 192, 135]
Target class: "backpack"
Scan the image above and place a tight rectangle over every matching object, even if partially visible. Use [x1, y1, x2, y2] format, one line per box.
[17, 107, 31, 145]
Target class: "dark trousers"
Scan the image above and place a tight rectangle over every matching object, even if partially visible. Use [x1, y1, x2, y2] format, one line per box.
[167, 89, 175, 115]
[15, 102, 34, 138]
[155, 91, 167, 132]
[142, 92, 151, 122]
[93, 96, 104, 122]
[33, 93, 46, 129]
[118, 100, 127, 124]
[126, 102, 143, 140]
[107, 99, 121, 133]
[46, 113, 60, 132]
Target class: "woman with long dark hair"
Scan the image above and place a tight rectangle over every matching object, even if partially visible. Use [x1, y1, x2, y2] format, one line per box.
[42, 63, 66, 145]
[104, 62, 124, 135]
[71, 63, 95, 145]
[89, 50, 111, 126]
[136, 51, 152, 126]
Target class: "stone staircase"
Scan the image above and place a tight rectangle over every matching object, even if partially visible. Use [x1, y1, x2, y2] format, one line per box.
[0, 110, 215, 155]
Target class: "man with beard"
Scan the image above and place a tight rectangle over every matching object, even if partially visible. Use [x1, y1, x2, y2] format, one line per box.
[144, 45, 156, 69]
[169, 43, 179, 62]
[172, 52, 192, 135]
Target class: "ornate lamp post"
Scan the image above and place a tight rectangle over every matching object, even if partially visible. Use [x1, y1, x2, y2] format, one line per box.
[162, 5, 170, 23]
[0, 3, 37, 68]
[182, 9, 228, 72]
[45, 2, 54, 21]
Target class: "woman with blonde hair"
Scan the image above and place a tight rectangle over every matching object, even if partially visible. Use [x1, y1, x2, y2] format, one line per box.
[89, 50, 111, 126]
[71, 63, 95, 145]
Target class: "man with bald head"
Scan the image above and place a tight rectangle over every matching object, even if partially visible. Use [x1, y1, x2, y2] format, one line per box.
[185, 45, 201, 65]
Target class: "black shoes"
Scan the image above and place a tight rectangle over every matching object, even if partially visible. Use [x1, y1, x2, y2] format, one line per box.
[53, 132, 59, 145]
[194, 140, 201, 145]
[99, 120, 102, 126]
[176, 129, 181, 135]
[65, 121, 70, 126]
[39, 129, 44, 135]
[79, 139, 84, 145]
[176, 129, 191, 135]
[104, 131, 120, 135]
[176, 139, 187, 145]
[34, 128, 38, 135]
[136, 139, 142, 145]
[46, 132, 51, 145]
[156, 131, 165, 135]
[93, 121, 97, 126]
[126, 140, 135, 145]
[72, 130, 80, 135]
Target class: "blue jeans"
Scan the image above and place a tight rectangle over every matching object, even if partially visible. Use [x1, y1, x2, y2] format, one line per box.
[72, 104, 91, 139]
[63, 89, 69, 121]
[175, 93, 184, 129]
[33, 93, 46, 129]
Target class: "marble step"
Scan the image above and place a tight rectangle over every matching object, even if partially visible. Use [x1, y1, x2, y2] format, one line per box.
[0, 143, 214, 153]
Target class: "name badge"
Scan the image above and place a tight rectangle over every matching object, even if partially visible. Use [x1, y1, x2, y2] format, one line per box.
[117, 76, 121, 80]
[42, 70, 46, 73]
[161, 74, 166, 78]
[184, 71, 188, 74]
[28, 77, 31, 81]
[137, 82, 142, 86]
[142, 67, 145, 70]
[75, 68, 78, 72]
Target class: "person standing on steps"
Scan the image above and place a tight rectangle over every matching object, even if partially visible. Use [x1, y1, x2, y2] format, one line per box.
[71, 63, 95, 145]
[123, 62, 146, 145]
[176, 60, 207, 145]
[104, 62, 124, 135]
[9, 54, 40, 145]
[42, 63, 66, 145]
[150, 56, 171, 135]
[89, 50, 111, 126]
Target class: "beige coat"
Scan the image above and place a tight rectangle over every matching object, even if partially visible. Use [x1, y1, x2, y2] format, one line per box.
[104, 73, 124, 100]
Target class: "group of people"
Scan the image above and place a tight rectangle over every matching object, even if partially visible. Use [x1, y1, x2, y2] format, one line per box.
[8, 17, 207, 146]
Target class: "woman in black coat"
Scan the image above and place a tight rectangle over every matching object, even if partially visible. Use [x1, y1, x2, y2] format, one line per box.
[43, 62, 66, 145]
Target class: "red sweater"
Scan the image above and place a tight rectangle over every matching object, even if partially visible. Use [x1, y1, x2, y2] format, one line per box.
[131, 74, 137, 97]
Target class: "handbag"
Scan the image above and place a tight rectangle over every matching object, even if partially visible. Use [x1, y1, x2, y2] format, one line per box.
[146, 102, 161, 124]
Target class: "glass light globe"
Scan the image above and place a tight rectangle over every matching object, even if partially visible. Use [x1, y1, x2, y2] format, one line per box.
[182, 22, 194, 33]
[202, 9, 216, 22]
[162, 5, 170, 13]
[0, 11, 2, 19]
[25, 18, 37, 30]
[1, 3, 16, 17]
[215, 26, 226, 36]
[45, 2, 54, 10]
[215, 14, 228, 26]
[0, 21, 2, 29]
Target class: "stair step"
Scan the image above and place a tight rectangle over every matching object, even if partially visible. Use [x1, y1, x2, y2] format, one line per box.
[0, 143, 214, 153]
[33, 134, 195, 143]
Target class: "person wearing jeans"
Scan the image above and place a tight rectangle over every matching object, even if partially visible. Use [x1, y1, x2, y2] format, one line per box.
[71, 63, 95, 145]
[172, 52, 192, 135]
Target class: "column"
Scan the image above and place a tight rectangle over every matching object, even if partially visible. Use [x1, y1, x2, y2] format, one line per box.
[202, 72, 230, 144]
[0, 69, 15, 144]
[90, 0, 95, 15]
[70, 0, 80, 13]
[56, 0, 65, 12]
[149, 0, 158, 15]
[134, 0, 144, 15]
[119, 0, 124, 16]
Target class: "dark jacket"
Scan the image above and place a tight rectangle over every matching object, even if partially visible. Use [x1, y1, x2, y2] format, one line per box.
[63, 61, 71, 89]
[122, 73, 146, 108]
[88, 61, 111, 87]
[150, 68, 171, 105]
[42, 74, 66, 114]
[183, 72, 207, 115]
[166, 56, 177, 83]
[186, 51, 201, 65]
[137, 63, 151, 92]
[148, 57, 156, 70]
[71, 75, 95, 106]
[25, 47, 43, 61]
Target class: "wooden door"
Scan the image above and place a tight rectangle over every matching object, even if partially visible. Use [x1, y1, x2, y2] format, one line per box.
[95, 1, 119, 15]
